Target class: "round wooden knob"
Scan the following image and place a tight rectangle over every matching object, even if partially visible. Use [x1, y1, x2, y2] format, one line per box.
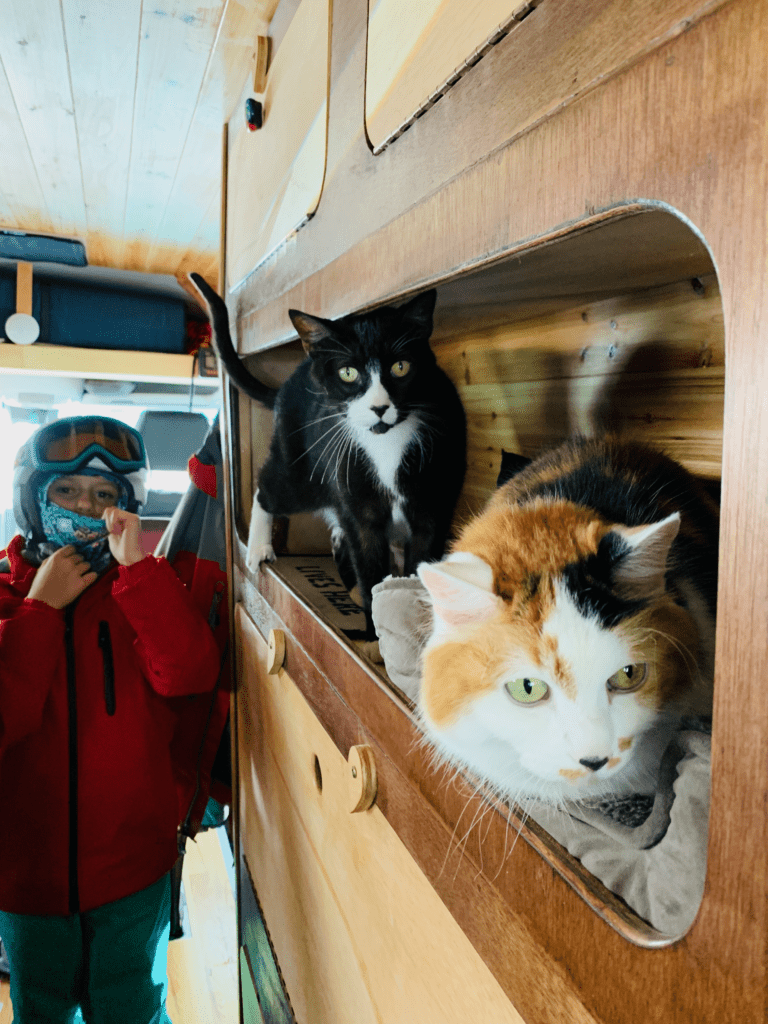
[348, 744, 377, 813]
[267, 629, 285, 674]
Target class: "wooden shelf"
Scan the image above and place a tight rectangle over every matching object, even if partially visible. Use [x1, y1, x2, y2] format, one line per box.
[0, 342, 196, 384]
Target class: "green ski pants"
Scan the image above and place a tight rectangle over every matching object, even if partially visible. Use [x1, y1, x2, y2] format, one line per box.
[0, 873, 171, 1024]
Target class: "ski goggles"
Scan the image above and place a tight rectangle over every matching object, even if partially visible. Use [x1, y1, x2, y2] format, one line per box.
[29, 417, 146, 475]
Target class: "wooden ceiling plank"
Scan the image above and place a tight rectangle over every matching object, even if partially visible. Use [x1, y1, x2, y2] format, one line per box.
[122, 0, 229, 273]
[143, 108, 222, 272]
[0, 0, 86, 237]
[0, 0, 280, 280]
[61, 0, 143, 270]
[146, 0, 272, 276]
[171, 187, 222, 282]
[0, 56, 49, 230]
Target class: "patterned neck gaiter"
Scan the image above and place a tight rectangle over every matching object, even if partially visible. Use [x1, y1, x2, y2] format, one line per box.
[38, 502, 113, 575]
[36, 470, 127, 576]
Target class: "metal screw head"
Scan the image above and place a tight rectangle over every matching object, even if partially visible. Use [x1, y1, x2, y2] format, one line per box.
[351, 767, 358, 778]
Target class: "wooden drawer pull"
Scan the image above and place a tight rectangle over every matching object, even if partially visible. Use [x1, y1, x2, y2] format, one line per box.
[267, 629, 285, 674]
[348, 744, 377, 813]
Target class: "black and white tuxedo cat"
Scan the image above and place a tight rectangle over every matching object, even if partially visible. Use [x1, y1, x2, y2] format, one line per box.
[190, 274, 467, 637]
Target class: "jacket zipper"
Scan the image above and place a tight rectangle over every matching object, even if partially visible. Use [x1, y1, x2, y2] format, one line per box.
[64, 603, 79, 914]
[208, 581, 224, 629]
[98, 621, 116, 716]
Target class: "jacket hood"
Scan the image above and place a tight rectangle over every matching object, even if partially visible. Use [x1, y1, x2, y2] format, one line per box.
[1, 535, 38, 592]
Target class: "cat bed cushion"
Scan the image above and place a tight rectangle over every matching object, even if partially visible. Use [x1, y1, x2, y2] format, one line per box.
[371, 575, 710, 937]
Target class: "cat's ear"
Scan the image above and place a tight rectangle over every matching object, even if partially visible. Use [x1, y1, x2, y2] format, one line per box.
[418, 553, 499, 629]
[606, 512, 681, 601]
[398, 289, 437, 336]
[289, 309, 336, 355]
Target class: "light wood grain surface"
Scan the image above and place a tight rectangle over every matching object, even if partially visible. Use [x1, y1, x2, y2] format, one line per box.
[236, 604, 533, 1024]
[366, 0, 534, 150]
[230, 0, 731, 340]
[166, 828, 238, 1024]
[226, 0, 330, 288]
[0, 343, 197, 383]
[14, 262, 33, 317]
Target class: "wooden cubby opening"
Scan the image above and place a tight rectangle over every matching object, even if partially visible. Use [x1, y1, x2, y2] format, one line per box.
[232, 205, 723, 942]
[237, 207, 723, 543]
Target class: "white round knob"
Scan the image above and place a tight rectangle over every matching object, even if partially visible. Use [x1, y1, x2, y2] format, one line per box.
[5, 312, 40, 345]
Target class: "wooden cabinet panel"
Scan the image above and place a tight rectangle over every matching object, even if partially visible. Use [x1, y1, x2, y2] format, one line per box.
[232, 0, 728, 349]
[366, 0, 534, 151]
[226, 0, 330, 289]
[222, 1, 768, 1021]
[235, 604, 528, 1024]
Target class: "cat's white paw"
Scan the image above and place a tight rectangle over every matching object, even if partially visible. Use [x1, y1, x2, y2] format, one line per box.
[247, 544, 276, 572]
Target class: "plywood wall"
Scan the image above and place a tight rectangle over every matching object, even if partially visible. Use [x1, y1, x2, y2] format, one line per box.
[236, 606, 529, 1024]
[432, 276, 724, 523]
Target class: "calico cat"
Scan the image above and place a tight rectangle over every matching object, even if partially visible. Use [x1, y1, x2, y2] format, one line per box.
[190, 274, 467, 636]
[417, 436, 718, 805]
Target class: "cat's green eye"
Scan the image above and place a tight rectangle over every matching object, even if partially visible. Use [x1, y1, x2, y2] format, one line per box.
[607, 663, 648, 693]
[338, 366, 359, 383]
[391, 359, 411, 378]
[505, 677, 549, 705]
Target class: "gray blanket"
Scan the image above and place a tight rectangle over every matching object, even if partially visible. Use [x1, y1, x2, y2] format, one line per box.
[371, 575, 710, 937]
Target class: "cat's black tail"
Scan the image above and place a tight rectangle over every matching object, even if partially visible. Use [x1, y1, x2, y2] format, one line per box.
[189, 272, 277, 410]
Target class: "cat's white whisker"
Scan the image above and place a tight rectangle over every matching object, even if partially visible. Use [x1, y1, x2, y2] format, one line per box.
[390, 331, 420, 354]
[319, 345, 356, 358]
[492, 798, 517, 881]
[311, 427, 346, 476]
[438, 773, 485, 878]
[287, 410, 344, 437]
[320, 424, 352, 485]
[293, 419, 347, 467]
[503, 797, 531, 861]
[471, 801, 495, 881]
[336, 429, 356, 487]
[450, 792, 489, 882]
[344, 433, 357, 490]
[309, 423, 348, 481]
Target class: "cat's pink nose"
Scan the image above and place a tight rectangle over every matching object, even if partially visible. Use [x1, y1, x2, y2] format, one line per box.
[579, 756, 609, 772]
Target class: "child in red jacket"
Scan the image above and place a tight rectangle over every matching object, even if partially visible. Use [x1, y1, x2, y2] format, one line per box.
[0, 416, 222, 1024]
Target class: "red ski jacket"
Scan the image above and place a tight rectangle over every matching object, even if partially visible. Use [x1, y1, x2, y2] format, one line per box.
[0, 535, 221, 916]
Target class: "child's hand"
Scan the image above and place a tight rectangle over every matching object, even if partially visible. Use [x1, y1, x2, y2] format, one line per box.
[27, 546, 98, 608]
[104, 507, 146, 567]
